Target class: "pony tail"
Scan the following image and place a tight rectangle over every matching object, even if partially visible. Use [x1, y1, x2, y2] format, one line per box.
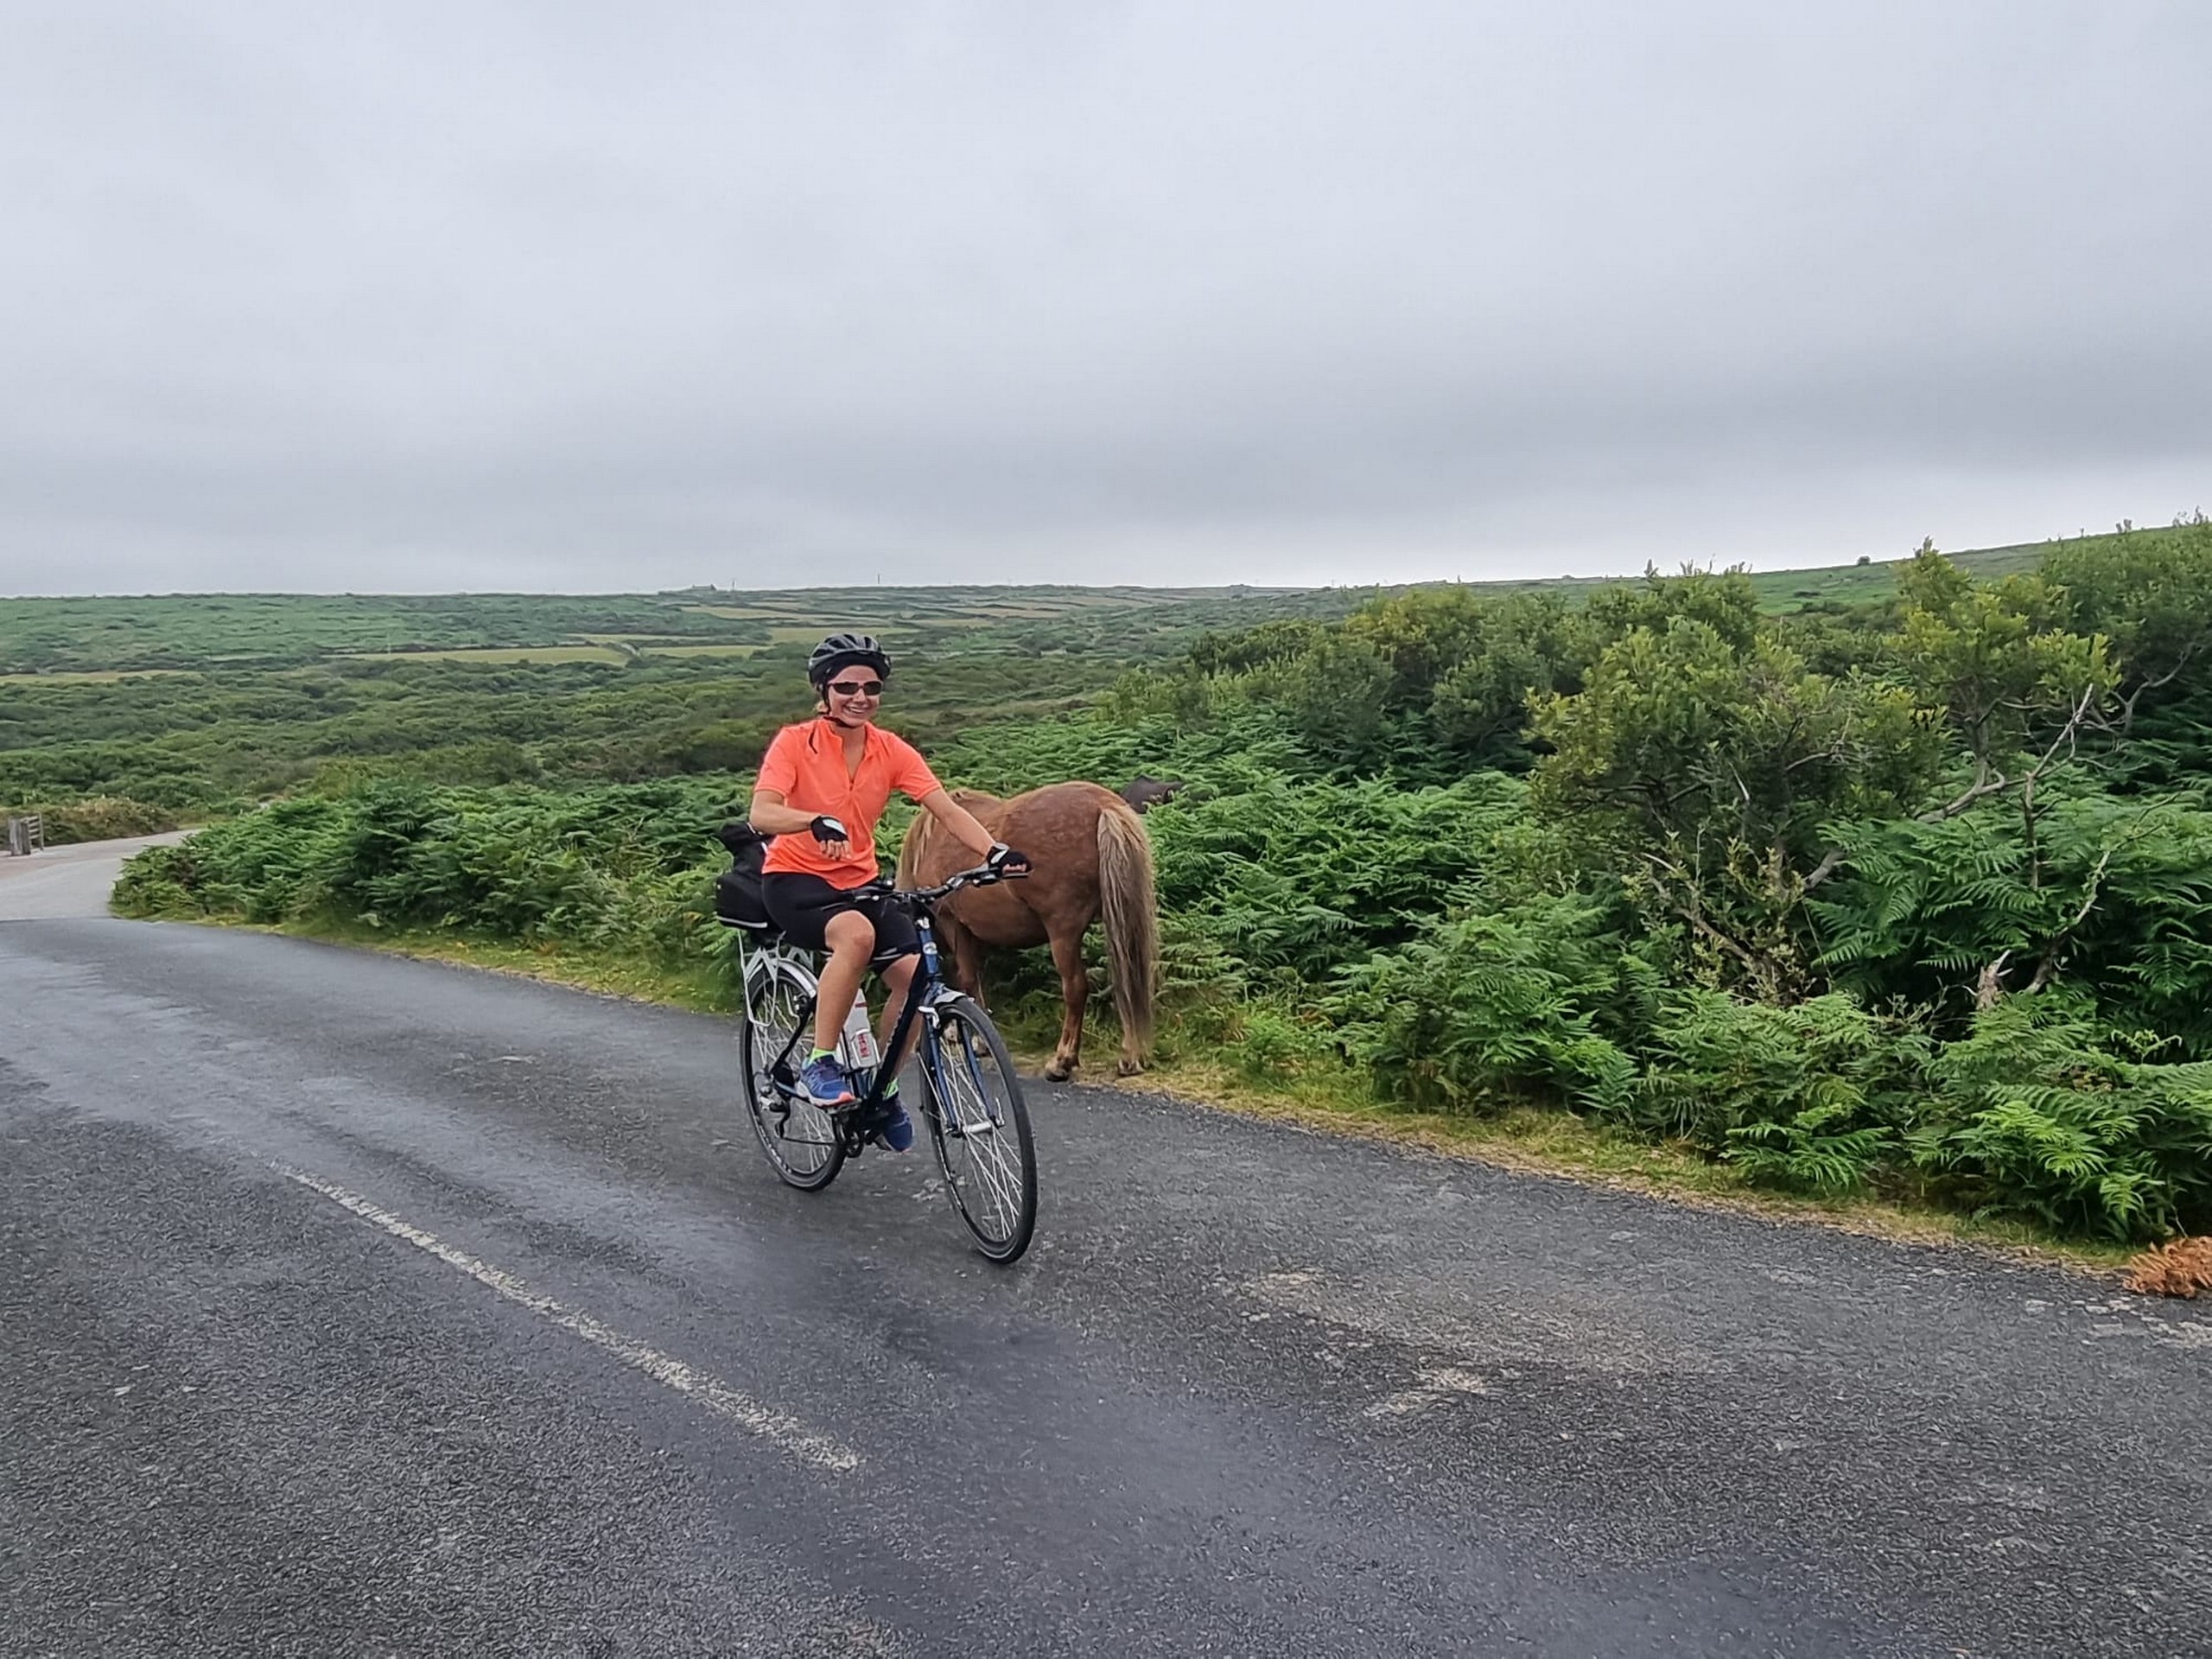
[1096, 798, 1159, 1062]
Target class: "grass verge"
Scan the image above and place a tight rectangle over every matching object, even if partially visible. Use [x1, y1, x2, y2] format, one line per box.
[1092, 1052, 2137, 1276]
[163, 912, 2135, 1279]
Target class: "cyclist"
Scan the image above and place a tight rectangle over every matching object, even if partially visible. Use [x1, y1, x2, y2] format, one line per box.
[748, 632, 1029, 1149]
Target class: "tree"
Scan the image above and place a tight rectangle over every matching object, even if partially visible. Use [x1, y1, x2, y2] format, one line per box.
[2043, 518, 2212, 727]
[1423, 592, 1581, 767]
[1529, 613, 1943, 1001]
[1891, 543, 2114, 809]
[1264, 634, 1395, 768]
[1578, 564, 1764, 657]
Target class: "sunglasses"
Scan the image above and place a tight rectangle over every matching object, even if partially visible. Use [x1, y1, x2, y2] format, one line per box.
[828, 679, 883, 696]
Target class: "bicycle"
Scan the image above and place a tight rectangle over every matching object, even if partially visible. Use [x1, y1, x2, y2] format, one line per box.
[716, 831, 1039, 1263]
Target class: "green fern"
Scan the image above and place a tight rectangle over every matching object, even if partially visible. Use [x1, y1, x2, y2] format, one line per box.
[1726, 1104, 1896, 1195]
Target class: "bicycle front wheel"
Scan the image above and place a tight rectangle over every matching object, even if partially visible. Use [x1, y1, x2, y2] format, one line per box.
[921, 995, 1037, 1262]
[740, 958, 844, 1192]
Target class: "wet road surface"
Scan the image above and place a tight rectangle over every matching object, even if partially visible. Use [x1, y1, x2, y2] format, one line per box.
[3, 918, 2207, 1656]
[0, 832, 188, 922]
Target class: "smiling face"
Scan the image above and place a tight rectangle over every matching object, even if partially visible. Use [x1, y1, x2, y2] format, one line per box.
[820, 671, 882, 727]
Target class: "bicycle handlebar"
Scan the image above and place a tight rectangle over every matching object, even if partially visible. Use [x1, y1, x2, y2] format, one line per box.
[855, 862, 1027, 912]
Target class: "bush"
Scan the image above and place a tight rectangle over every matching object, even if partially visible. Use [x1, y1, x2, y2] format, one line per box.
[1631, 990, 1928, 1194]
[1147, 769, 1526, 986]
[107, 841, 204, 916]
[1330, 893, 1642, 1113]
[16, 797, 181, 843]
[1815, 792, 2212, 1052]
[1918, 992, 2212, 1240]
[111, 778, 744, 971]
[1228, 1000, 1334, 1083]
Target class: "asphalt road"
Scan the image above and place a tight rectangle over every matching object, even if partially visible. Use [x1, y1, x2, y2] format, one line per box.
[0, 833, 188, 922]
[3, 918, 2207, 1658]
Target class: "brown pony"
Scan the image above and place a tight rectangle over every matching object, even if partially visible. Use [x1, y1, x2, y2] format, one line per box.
[897, 782, 1159, 1079]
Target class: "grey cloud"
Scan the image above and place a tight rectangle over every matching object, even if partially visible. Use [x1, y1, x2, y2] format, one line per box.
[2, 1, 2206, 594]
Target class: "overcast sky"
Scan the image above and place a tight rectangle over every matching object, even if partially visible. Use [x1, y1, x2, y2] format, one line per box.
[3, 2, 2206, 596]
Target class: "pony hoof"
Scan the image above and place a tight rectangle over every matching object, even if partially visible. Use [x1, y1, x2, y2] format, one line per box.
[1044, 1061, 1073, 1082]
[1116, 1058, 1144, 1077]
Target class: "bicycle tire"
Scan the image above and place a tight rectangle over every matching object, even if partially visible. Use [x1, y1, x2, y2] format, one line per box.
[740, 957, 846, 1192]
[920, 995, 1037, 1262]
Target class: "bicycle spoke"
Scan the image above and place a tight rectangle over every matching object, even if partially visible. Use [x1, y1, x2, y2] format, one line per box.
[950, 1090, 1019, 1228]
[950, 1061, 1020, 1224]
[743, 964, 842, 1189]
[930, 1014, 1028, 1244]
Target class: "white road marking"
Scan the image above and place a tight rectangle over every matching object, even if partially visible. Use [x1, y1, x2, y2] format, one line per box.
[279, 1166, 860, 1473]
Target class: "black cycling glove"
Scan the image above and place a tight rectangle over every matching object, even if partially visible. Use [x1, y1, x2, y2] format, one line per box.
[987, 842, 1033, 875]
[810, 815, 849, 845]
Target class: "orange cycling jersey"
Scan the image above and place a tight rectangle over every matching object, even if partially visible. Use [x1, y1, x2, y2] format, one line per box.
[756, 717, 943, 889]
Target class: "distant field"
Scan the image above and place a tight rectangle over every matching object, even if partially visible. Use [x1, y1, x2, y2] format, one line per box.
[342, 645, 632, 666]
[0, 668, 200, 684]
[0, 527, 2175, 817]
[0, 530, 2121, 679]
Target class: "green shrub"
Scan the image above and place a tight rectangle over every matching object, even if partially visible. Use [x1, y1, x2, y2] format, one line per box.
[1630, 990, 1927, 1193]
[1815, 792, 2212, 1052]
[1147, 769, 1526, 984]
[1229, 1000, 1334, 1083]
[1917, 992, 2212, 1240]
[107, 841, 204, 917]
[1329, 893, 1642, 1113]
[110, 779, 743, 961]
[22, 797, 181, 842]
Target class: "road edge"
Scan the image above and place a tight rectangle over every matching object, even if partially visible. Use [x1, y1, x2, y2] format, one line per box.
[118, 912, 2142, 1285]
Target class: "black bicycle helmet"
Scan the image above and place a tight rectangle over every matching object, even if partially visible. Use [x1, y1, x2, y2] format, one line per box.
[806, 632, 892, 689]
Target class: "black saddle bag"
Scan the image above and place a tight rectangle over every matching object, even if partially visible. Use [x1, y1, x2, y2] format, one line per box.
[713, 822, 773, 930]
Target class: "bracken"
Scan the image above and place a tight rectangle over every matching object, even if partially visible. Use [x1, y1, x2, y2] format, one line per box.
[2122, 1236, 2212, 1299]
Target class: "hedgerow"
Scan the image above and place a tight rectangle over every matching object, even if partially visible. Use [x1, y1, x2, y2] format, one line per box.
[114, 522, 2212, 1241]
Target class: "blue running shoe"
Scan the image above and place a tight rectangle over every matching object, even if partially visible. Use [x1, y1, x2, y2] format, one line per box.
[859, 1086, 914, 1152]
[798, 1052, 855, 1108]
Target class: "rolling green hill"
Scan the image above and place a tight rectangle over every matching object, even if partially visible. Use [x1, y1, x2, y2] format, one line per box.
[0, 526, 2176, 824]
[0, 534, 2066, 677]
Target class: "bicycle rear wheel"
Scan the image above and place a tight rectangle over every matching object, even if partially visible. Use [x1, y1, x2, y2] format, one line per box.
[741, 958, 845, 1192]
[920, 995, 1037, 1262]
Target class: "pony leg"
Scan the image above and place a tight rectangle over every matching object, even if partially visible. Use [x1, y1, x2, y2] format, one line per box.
[937, 911, 987, 1004]
[1043, 926, 1088, 1082]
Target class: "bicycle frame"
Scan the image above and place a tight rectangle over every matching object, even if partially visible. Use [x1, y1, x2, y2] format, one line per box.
[728, 856, 1037, 1257]
[740, 891, 982, 1145]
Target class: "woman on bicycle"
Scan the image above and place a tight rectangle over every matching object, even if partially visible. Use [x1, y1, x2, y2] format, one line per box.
[748, 632, 1029, 1148]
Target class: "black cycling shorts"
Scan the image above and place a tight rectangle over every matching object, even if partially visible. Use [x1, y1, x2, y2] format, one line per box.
[760, 872, 920, 966]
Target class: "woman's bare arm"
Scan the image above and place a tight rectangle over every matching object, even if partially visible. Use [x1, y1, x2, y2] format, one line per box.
[749, 788, 849, 857]
[917, 788, 1003, 861]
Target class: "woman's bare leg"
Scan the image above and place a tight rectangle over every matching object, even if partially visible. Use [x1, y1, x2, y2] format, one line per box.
[875, 952, 918, 1073]
[813, 910, 875, 1054]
